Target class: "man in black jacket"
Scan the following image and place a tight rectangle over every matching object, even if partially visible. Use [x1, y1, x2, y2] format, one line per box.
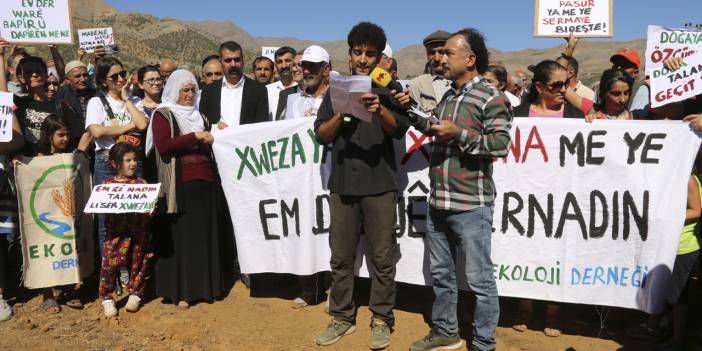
[199, 41, 269, 128]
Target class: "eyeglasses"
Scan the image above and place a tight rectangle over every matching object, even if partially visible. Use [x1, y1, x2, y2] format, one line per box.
[205, 71, 223, 77]
[545, 81, 566, 92]
[222, 57, 242, 64]
[143, 77, 163, 85]
[107, 70, 127, 81]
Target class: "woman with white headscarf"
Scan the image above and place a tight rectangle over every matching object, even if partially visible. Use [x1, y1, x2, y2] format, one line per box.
[148, 69, 234, 309]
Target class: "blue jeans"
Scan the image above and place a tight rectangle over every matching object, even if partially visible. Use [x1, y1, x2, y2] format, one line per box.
[426, 206, 499, 351]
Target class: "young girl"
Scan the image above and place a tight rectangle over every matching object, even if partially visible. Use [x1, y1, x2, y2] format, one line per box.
[99, 142, 150, 317]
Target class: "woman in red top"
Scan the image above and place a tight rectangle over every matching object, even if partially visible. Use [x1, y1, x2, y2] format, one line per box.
[146, 70, 233, 309]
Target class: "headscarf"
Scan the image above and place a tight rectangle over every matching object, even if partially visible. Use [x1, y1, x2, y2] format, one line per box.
[145, 69, 204, 154]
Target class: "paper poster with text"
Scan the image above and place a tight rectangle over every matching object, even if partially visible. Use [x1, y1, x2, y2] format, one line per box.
[534, 0, 613, 37]
[77, 27, 114, 53]
[0, 0, 72, 44]
[85, 183, 160, 214]
[646, 25, 702, 108]
[0, 92, 13, 143]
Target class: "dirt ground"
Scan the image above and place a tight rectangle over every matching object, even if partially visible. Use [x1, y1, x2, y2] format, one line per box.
[0, 277, 660, 351]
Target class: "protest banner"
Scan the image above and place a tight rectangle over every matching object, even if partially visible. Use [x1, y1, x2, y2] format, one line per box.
[85, 183, 160, 214]
[77, 27, 114, 53]
[262, 46, 279, 61]
[0, 92, 13, 143]
[14, 153, 94, 289]
[214, 118, 701, 313]
[0, 0, 72, 44]
[645, 25, 702, 108]
[534, 0, 613, 37]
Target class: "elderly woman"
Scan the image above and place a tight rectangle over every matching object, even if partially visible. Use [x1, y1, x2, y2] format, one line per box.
[147, 70, 233, 309]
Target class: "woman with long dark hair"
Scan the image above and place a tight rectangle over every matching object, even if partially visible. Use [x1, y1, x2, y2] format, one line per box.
[513, 60, 585, 119]
[588, 68, 634, 120]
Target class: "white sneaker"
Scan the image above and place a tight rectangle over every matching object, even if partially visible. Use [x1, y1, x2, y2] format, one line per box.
[102, 299, 117, 317]
[125, 295, 141, 312]
[0, 294, 11, 321]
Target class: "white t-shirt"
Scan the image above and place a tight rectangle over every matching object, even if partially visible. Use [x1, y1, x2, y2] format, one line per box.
[285, 92, 324, 120]
[85, 94, 133, 150]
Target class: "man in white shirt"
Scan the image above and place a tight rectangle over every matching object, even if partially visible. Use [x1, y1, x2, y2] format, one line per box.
[279, 45, 331, 120]
[266, 47, 298, 120]
[199, 41, 268, 128]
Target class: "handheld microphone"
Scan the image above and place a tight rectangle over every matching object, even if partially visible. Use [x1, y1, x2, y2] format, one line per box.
[370, 66, 403, 93]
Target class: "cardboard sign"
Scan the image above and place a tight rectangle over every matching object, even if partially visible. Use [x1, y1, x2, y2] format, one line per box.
[534, 0, 613, 37]
[0, 0, 72, 44]
[0, 92, 13, 143]
[77, 27, 114, 53]
[262, 46, 279, 61]
[14, 153, 94, 289]
[85, 183, 160, 214]
[646, 25, 702, 108]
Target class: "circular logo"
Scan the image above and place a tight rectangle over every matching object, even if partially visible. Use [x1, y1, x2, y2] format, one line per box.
[29, 164, 77, 240]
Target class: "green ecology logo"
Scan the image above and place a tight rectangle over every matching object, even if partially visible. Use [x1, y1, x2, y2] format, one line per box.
[29, 164, 77, 240]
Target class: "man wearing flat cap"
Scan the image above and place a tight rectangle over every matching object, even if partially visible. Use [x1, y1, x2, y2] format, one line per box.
[408, 30, 452, 114]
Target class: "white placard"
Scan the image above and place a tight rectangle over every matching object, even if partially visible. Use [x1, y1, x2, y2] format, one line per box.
[0, 0, 72, 44]
[262, 46, 279, 61]
[645, 25, 702, 108]
[534, 0, 613, 37]
[77, 27, 114, 53]
[0, 92, 13, 143]
[213, 118, 702, 314]
[329, 74, 372, 122]
[85, 183, 161, 214]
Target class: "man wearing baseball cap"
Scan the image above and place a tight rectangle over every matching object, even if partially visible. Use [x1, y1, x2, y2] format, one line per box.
[408, 30, 452, 114]
[610, 48, 641, 80]
[276, 45, 331, 120]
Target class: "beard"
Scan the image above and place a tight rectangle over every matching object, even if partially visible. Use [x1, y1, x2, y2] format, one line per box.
[279, 66, 292, 79]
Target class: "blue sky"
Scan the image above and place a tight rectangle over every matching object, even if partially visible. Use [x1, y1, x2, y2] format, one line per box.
[104, 0, 701, 51]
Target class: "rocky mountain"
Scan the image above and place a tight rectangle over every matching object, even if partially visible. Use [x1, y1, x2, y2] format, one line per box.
[45, 0, 644, 85]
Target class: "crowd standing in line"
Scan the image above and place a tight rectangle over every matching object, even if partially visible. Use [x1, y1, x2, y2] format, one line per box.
[0, 18, 701, 351]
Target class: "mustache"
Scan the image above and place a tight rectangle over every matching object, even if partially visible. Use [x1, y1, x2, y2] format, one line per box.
[228, 67, 242, 76]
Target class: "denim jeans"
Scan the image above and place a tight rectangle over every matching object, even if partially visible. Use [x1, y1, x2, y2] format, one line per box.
[426, 206, 499, 351]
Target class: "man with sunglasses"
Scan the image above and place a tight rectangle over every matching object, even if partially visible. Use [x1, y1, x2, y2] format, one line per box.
[200, 41, 269, 129]
[201, 55, 224, 86]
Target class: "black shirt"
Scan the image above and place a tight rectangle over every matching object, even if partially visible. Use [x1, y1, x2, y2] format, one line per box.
[314, 90, 409, 196]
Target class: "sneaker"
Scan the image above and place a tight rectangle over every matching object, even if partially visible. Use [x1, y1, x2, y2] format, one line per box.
[125, 295, 141, 312]
[315, 319, 356, 346]
[0, 294, 11, 321]
[368, 318, 391, 350]
[102, 299, 117, 317]
[409, 330, 463, 351]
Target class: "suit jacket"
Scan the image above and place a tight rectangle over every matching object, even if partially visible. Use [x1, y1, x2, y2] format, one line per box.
[199, 76, 269, 125]
[275, 85, 302, 120]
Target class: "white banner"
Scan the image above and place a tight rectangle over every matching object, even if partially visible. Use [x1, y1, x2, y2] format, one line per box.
[0, 0, 72, 44]
[645, 25, 702, 108]
[533, 0, 613, 37]
[77, 27, 114, 53]
[213, 118, 701, 313]
[84, 183, 160, 214]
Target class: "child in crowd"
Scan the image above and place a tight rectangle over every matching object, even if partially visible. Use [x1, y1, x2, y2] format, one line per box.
[31, 114, 91, 313]
[98, 142, 150, 317]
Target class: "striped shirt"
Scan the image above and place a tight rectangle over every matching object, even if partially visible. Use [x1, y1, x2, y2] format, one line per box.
[413, 75, 513, 211]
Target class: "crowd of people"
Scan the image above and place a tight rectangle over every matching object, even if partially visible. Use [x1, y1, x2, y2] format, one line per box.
[0, 20, 702, 351]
